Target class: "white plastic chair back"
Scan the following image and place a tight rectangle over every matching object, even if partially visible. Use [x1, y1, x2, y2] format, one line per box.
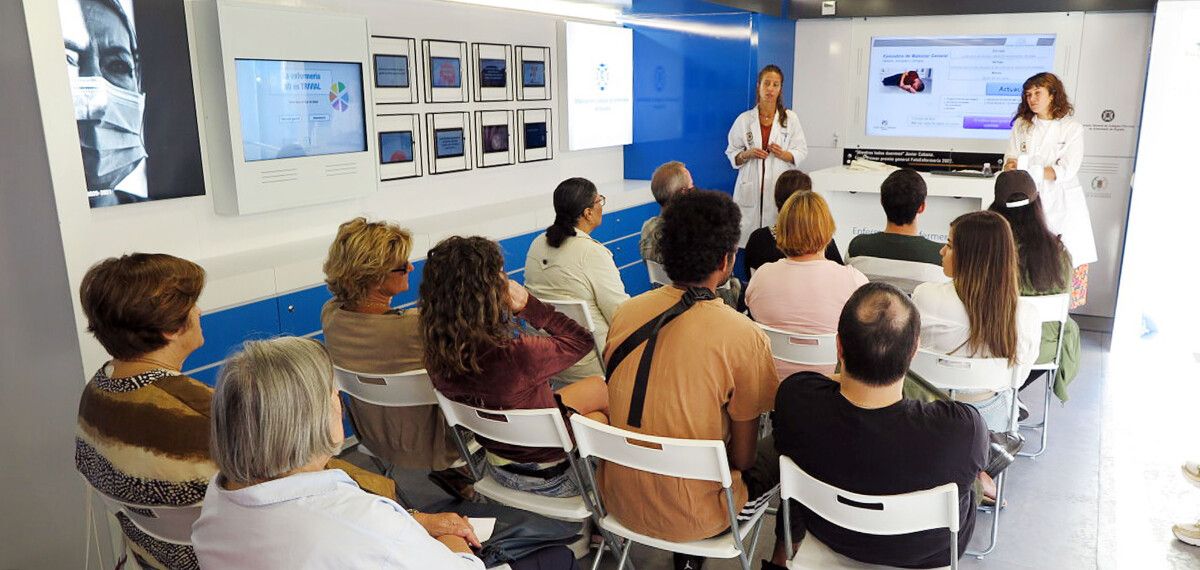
[541, 298, 606, 372]
[85, 479, 201, 546]
[570, 414, 732, 487]
[779, 455, 959, 536]
[1020, 294, 1070, 371]
[646, 259, 671, 286]
[756, 324, 837, 366]
[333, 366, 437, 407]
[846, 256, 949, 296]
[908, 349, 1016, 393]
[434, 390, 575, 452]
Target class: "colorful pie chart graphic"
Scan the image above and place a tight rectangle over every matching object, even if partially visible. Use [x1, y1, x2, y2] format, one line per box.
[328, 82, 351, 111]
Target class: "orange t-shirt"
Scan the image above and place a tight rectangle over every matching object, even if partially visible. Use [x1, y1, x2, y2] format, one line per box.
[597, 286, 778, 542]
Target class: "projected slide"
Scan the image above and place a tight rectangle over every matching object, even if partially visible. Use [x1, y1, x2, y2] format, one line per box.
[435, 128, 465, 158]
[235, 59, 367, 162]
[563, 22, 632, 150]
[865, 35, 1056, 140]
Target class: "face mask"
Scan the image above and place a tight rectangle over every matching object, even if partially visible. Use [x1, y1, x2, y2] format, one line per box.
[71, 75, 146, 178]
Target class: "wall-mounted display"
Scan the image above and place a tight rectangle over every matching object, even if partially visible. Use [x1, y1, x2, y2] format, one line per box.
[426, 112, 472, 174]
[60, 0, 206, 208]
[475, 110, 515, 168]
[516, 45, 551, 101]
[377, 113, 421, 181]
[561, 22, 632, 150]
[371, 36, 419, 104]
[422, 40, 469, 103]
[517, 108, 553, 163]
[472, 43, 514, 102]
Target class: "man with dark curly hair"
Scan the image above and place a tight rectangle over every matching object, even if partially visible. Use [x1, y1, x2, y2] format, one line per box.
[597, 190, 779, 570]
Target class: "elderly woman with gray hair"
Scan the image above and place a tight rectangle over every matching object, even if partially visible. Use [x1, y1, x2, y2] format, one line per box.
[192, 337, 486, 568]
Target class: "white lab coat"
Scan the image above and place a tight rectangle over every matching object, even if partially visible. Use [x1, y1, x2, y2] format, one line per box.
[725, 108, 808, 246]
[1005, 115, 1097, 266]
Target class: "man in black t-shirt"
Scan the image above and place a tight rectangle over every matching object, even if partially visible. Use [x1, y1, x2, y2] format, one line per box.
[769, 282, 988, 568]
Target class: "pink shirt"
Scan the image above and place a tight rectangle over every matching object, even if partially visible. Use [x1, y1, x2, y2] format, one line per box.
[745, 258, 868, 380]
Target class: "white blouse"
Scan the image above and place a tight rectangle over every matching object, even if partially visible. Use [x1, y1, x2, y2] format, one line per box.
[912, 281, 1041, 382]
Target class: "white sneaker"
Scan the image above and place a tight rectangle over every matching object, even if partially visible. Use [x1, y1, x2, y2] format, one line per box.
[1182, 462, 1200, 489]
[1173, 520, 1200, 547]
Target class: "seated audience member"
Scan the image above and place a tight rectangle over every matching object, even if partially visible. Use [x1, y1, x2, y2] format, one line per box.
[75, 254, 394, 570]
[988, 171, 1081, 403]
[770, 283, 987, 568]
[911, 211, 1040, 432]
[424, 236, 609, 498]
[744, 170, 843, 275]
[524, 178, 629, 382]
[746, 191, 867, 380]
[192, 337, 485, 569]
[599, 190, 778, 570]
[320, 218, 470, 499]
[639, 160, 693, 264]
[846, 169, 949, 294]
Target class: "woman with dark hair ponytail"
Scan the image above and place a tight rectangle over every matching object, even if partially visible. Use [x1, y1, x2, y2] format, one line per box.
[524, 177, 629, 382]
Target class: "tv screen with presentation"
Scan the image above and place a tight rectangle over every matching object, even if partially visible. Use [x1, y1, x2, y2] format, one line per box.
[235, 59, 367, 162]
[522, 61, 545, 87]
[482, 124, 509, 153]
[430, 57, 462, 88]
[378, 131, 414, 164]
[434, 128, 465, 158]
[524, 122, 547, 149]
[480, 58, 506, 88]
[865, 34, 1056, 140]
[374, 54, 409, 88]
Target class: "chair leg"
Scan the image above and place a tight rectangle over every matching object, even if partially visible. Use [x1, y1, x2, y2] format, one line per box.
[966, 471, 1003, 558]
[616, 538, 633, 570]
[1018, 373, 1053, 458]
[746, 514, 766, 566]
[590, 540, 605, 570]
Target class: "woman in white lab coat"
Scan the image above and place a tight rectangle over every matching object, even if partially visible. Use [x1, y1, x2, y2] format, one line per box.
[1003, 72, 1096, 307]
[726, 64, 808, 247]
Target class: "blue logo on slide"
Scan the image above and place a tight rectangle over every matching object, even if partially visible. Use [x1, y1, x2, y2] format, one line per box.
[596, 63, 609, 91]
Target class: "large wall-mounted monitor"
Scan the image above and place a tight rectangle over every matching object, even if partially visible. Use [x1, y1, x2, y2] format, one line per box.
[559, 22, 632, 151]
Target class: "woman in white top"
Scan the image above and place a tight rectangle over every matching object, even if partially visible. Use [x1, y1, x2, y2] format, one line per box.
[1002, 72, 1095, 308]
[911, 211, 1040, 432]
[746, 191, 867, 380]
[726, 64, 808, 247]
[192, 337, 485, 569]
[524, 177, 629, 382]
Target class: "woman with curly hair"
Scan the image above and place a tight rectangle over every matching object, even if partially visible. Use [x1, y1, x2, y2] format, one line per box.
[422, 236, 608, 498]
[320, 217, 470, 500]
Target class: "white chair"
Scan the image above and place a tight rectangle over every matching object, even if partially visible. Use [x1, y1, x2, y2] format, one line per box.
[1017, 294, 1070, 458]
[569, 414, 775, 570]
[756, 324, 838, 367]
[82, 476, 201, 547]
[908, 349, 1020, 558]
[432, 390, 595, 523]
[542, 298, 607, 373]
[332, 366, 437, 472]
[779, 456, 960, 570]
[646, 259, 671, 287]
[845, 256, 950, 296]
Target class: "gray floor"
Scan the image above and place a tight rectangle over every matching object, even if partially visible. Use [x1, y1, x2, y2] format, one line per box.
[348, 330, 1200, 569]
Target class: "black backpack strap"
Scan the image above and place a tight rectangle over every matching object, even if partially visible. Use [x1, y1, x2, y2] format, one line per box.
[604, 286, 716, 427]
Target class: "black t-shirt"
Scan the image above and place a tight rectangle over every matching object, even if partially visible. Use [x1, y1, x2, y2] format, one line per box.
[744, 226, 843, 273]
[773, 372, 988, 568]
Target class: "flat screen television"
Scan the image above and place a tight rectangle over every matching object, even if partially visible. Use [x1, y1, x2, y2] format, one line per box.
[430, 56, 462, 88]
[524, 121, 547, 149]
[522, 61, 545, 88]
[378, 131, 414, 164]
[434, 127, 465, 158]
[374, 54, 409, 88]
[480, 58, 506, 88]
[482, 124, 509, 153]
[235, 59, 367, 162]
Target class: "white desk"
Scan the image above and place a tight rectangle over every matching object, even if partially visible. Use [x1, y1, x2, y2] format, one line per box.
[809, 166, 995, 257]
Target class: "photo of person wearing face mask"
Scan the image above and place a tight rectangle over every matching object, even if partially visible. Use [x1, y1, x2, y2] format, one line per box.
[60, 0, 206, 208]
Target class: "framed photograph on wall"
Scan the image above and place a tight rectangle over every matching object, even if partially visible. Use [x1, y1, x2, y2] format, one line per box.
[371, 36, 418, 105]
[517, 108, 553, 162]
[425, 112, 472, 174]
[515, 45, 551, 101]
[474, 110, 515, 168]
[377, 113, 421, 181]
[422, 39, 469, 103]
[471, 43, 513, 102]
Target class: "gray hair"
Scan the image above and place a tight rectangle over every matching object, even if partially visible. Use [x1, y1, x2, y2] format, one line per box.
[210, 337, 341, 484]
[650, 161, 690, 206]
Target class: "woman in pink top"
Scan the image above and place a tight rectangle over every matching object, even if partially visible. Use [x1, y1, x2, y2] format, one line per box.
[746, 191, 867, 380]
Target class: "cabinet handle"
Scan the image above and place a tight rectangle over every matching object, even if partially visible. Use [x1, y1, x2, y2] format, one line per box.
[287, 305, 296, 313]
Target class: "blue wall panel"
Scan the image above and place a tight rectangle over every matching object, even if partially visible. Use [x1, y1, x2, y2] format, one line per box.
[752, 12, 796, 110]
[184, 297, 280, 373]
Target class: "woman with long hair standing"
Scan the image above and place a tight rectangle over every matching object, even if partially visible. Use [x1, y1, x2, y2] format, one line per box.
[911, 211, 1041, 432]
[1003, 72, 1095, 308]
[422, 236, 608, 498]
[725, 64, 808, 246]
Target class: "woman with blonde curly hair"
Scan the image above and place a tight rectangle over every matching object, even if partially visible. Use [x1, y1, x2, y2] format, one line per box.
[422, 236, 608, 498]
[321, 217, 470, 499]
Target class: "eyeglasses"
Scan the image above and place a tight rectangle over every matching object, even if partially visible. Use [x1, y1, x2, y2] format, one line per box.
[390, 263, 411, 274]
[594, 195, 607, 208]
